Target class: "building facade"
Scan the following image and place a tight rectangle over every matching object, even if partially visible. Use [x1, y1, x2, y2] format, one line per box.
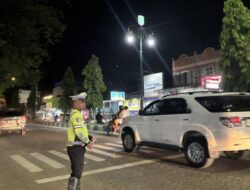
[172, 47, 221, 87]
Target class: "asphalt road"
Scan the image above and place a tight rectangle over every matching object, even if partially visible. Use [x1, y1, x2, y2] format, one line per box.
[1, 125, 250, 190]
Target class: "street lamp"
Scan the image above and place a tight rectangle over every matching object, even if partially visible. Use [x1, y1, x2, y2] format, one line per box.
[126, 15, 156, 109]
[126, 31, 135, 44]
[147, 34, 156, 47]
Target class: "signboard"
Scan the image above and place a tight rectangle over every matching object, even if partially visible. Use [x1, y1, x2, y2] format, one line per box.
[201, 75, 222, 89]
[144, 72, 163, 97]
[124, 98, 140, 116]
[46, 102, 52, 109]
[110, 91, 125, 101]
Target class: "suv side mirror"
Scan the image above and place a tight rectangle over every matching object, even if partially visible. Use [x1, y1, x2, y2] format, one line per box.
[138, 110, 143, 115]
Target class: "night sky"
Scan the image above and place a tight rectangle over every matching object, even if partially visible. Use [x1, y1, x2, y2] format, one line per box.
[40, 0, 250, 96]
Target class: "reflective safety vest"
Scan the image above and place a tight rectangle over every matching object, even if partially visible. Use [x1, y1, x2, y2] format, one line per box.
[67, 109, 90, 147]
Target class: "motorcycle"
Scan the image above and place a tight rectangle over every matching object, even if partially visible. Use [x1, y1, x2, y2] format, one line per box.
[106, 114, 120, 136]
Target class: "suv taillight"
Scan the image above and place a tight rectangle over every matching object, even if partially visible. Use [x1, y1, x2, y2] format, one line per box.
[220, 117, 242, 128]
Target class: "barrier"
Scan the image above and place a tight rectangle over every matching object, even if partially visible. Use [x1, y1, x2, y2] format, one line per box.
[27, 120, 107, 132]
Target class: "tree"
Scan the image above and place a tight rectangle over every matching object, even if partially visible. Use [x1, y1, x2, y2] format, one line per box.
[0, 0, 68, 93]
[82, 55, 107, 109]
[219, 0, 250, 91]
[59, 67, 76, 112]
[4, 87, 20, 108]
[51, 96, 60, 108]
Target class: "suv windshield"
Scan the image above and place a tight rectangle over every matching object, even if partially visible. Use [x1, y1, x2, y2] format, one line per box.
[195, 95, 250, 112]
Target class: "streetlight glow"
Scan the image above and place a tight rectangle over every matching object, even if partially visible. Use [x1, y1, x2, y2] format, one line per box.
[126, 33, 135, 44]
[147, 36, 155, 47]
[11, 77, 16, 81]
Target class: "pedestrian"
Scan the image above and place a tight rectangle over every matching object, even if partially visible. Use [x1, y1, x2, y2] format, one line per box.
[67, 92, 96, 190]
[95, 111, 103, 124]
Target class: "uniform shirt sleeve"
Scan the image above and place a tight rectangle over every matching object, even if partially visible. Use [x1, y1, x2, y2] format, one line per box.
[71, 113, 90, 144]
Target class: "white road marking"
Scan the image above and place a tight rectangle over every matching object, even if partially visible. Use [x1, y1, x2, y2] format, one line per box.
[48, 150, 70, 161]
[35, 159, 155, 184]
[63, 146, 121, 158]
[30, 153, 65, 168]
[104, 143, 122, 148]
[94, 144, 122, 152]
[85, 153, 105, 162]
[10, 155, 42, 173]
[91, 149, 122, 158]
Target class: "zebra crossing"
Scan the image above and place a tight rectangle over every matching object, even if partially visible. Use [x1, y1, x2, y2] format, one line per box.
[10, 142, 124, 173]
[10, 142, 185, 174]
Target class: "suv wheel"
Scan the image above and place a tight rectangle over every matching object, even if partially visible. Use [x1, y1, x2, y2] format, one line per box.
[184, 139, 214, 168]
[122, 131, 135, 153]
[224, 151, 245, 160]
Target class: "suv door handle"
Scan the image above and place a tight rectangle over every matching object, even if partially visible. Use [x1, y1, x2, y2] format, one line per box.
[183, 118, 190, 121]
[154, 119, 159, 121]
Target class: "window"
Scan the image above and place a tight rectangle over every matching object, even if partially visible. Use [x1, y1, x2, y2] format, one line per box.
[195, 95, 250, 112]
[206, 67, 213, 75]
[162, 98, 190, 115]
[144, 101, 164, 115]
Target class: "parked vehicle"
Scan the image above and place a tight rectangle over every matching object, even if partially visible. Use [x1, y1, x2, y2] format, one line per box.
[120, 92, 250, 168]
[0, 108, 26, 135]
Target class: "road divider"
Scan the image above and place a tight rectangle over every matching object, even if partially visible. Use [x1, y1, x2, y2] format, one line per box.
[27, 120, 108, 132]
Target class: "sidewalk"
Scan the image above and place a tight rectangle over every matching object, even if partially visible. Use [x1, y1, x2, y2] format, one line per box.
[27, 120, 108, 132]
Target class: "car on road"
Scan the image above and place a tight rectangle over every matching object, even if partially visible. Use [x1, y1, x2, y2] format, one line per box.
[120, 92, 250, 168]
[0, 108, 27, 135]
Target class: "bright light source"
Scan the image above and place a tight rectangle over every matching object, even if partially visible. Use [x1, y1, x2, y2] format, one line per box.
[126, 34, 135, 44]
[11, 77, 16, 81]
[127, 35, 135, 44]
[147, 36, 155, 47]
[43, 95, 53, 100]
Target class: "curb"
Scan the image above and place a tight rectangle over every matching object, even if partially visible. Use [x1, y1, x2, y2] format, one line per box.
[27, 120, 107, 132]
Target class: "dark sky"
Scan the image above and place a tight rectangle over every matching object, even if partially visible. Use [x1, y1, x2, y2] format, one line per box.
[40, 0, 250, 95]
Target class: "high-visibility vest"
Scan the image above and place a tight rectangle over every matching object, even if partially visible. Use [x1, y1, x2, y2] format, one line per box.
[67, 109, 90, 147]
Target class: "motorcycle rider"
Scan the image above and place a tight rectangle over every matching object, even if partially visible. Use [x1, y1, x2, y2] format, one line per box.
[113, 106, 128, 133]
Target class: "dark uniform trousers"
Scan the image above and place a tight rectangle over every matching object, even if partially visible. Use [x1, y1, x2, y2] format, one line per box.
[67, 145, 86, 179]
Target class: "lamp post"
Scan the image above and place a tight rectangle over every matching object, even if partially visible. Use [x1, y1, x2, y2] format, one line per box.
[126, 15, 155, 109]
[34, 69, 39, 113]
[139, 26, 144, 110]
[35, 83, 38, 112]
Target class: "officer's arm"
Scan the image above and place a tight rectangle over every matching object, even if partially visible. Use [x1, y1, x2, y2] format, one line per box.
[72, 115, 90, 145]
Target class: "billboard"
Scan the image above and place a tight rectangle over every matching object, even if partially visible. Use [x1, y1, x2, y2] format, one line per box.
[201, 75, 222, 89]
[144, 72, 163, 97]
[110, 91, 125, 101]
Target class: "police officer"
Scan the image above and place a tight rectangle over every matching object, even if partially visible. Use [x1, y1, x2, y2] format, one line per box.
[67, 92, 95, 190]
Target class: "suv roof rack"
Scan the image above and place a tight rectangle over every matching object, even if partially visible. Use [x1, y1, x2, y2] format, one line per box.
[162, 90, 223, 98]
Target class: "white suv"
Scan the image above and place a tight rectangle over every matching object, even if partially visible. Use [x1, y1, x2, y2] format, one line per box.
[120, 92, 250, 168]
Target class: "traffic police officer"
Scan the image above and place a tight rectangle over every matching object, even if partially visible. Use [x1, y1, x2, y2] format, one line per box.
[67, 92, 95, 190]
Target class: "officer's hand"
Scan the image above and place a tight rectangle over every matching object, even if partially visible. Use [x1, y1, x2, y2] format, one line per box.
[86, 142, 94, 152]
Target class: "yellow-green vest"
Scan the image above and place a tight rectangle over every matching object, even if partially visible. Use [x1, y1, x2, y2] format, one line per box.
[67, 109, 90, 146]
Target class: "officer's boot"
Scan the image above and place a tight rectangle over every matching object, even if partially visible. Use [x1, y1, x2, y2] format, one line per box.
[76, 179, 80, 190]
[68, 176, 79, 190]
